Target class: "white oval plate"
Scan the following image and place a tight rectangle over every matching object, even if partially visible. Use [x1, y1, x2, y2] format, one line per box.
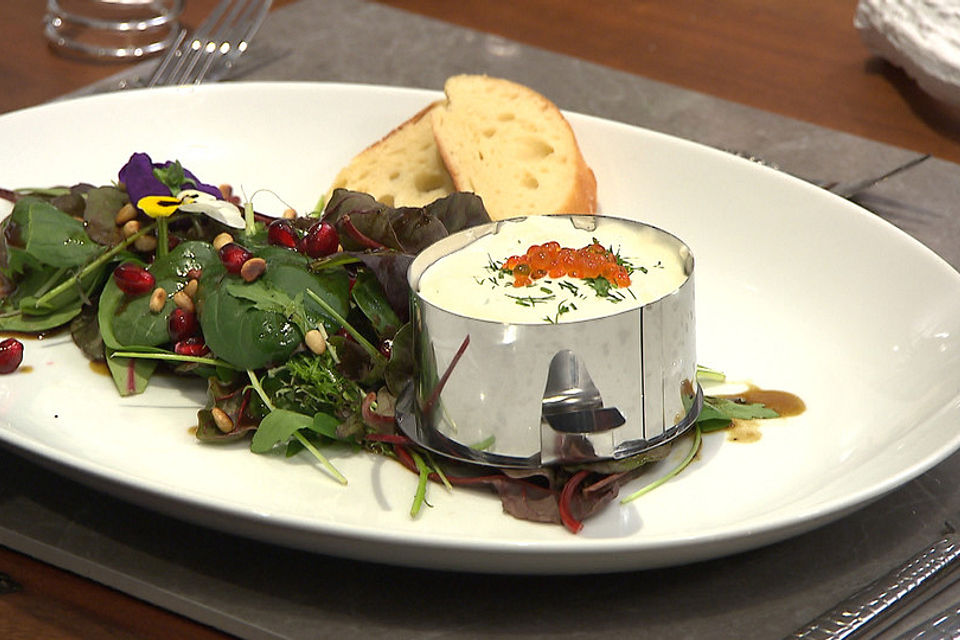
[2, 82, 959, 574]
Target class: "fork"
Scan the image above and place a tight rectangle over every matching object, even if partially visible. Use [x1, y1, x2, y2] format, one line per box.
[724, 149, 931, 200]
[146, 0, 273, 87]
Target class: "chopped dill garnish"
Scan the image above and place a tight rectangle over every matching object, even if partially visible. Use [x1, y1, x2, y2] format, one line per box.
[543, 299, 576, 324]
[558, 280, 583, 297]
[473, 275, 501, 288]
[506, 292, 556, 307]
[485, 254, 503, 273]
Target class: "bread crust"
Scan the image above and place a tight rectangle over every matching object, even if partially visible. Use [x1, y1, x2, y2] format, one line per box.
[431, 75, 597, 220]
[326, 100, 454, 208]
[327, 75, 597, 220]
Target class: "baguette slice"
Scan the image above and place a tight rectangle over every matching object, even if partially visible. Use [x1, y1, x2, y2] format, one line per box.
[431, 75, 597, 220]
[326, 101, 455, 208]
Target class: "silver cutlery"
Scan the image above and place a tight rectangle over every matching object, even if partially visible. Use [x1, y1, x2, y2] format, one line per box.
[726, 150, 931, 200]
[814, 154, 931, 199]
[895, 599, 960, 639]
[146, 0, 273, 87]
[787, 522, 960, 639]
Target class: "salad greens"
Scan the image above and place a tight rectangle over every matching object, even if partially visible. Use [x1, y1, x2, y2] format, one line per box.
[0, 153, 788, 533]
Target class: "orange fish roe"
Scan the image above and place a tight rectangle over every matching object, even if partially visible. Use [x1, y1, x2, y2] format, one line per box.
[502, 241, 631, 288]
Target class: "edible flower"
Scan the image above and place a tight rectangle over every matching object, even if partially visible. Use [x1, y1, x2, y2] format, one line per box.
[118, 152, 245, 257]
[137, 189, 245, 228]
[118, 152, 221, 206]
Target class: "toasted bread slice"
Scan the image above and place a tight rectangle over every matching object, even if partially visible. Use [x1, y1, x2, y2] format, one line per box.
[326, 101, 455, 208]
[430, 74, 597, 220]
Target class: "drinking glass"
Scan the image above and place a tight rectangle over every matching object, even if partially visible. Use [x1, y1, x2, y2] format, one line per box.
[44, 0, 184, 60]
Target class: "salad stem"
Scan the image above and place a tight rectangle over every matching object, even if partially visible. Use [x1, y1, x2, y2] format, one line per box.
[410, 450, 432, 517]
[304, 288, 387, 366]
[424, 450, 453, 491]
[111, 350, 236, 369]
[32, 221, 157, 311]
[696, 365, 727, 383]
[33, 266, 68, 299]
[620, 426, 702, 505]
[246, 369, 276, 411]
[156, 218, 169, 259]
[293, 431, 348, 485]
[246, 369, 347, 485]
[243, 200, 256, 237]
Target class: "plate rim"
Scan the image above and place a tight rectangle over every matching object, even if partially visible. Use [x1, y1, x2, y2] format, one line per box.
[3, 80, 960, 573]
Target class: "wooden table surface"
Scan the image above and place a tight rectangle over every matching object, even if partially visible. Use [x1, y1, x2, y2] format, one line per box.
[3, 0, 960, 637]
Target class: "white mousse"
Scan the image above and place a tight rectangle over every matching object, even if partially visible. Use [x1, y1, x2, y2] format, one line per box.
[417, 215, 689, 324]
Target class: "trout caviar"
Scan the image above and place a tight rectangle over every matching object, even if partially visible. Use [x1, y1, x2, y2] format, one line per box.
[502, 241, 631, 288]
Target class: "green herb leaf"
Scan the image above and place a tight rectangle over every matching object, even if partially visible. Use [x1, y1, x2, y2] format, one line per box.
[200, 263, 350, 371]
[4, 197, 103, 271]
[0, 300, 83, 332]
[250, 408, 315, 453]
[152, 161, 192, 195]
[312, 412, 341, 440]
[384, 322, 414, 396]
[250, 408, 347, 484]
[696, 396, 780, 432]
[263, 351, 364, 420]
[104, 346, 158, 397]
[350, 269, 400, 339]
[105, 241, 220, 349]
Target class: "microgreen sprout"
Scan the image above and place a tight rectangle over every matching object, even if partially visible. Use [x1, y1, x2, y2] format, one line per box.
[620, 426, 702, 504]
[246, 369, 347, 485]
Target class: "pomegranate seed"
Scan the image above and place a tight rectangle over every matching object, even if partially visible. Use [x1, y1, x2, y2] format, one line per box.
[298, 220, 339, 258]
[113, 262, 155, 295]
[174, 336, 209, 357]
[168, 308, 199, 342]
[0, 338, 24, 374]
[378, 338, 393, 359]
[185, 267, 203, 281]
[267, 219, 299, 248]
[218, 242, 253, 274]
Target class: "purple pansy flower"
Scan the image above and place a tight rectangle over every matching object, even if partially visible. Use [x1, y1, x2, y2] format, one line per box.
[118, 152, 222, 209]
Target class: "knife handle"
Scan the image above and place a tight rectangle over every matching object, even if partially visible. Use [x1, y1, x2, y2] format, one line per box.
[896, 600, 960, 639]
[788, 537, 960, 640]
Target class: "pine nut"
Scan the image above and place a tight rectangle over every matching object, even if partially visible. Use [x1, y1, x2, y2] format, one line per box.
[240, 257, 267, 282]
[122, 219, 141, 238]
[305, 328, 327, 355]
[182, 278, 199, 299]
[211, 407, 234, 433]
[173, 290, 195, 313]
[282, 208, 297, 219]
[148, 287, 166, 313]
[115, 203, 137, 225]
[134, 234, 157, 252]
[212, 232, 233, 250]
[218, 183, 233, 200]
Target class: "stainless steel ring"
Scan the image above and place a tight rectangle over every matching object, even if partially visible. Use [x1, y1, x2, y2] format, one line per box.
[397, 214, 700, 468]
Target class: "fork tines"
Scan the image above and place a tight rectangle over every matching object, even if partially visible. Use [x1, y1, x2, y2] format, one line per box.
[147, 0, 273, 88]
